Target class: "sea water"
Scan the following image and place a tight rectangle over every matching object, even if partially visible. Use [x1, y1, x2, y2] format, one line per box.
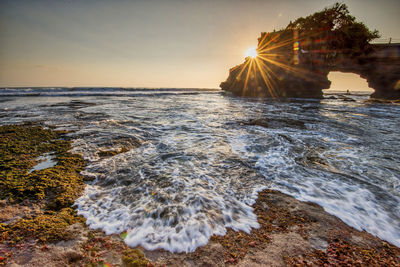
[0, 88, 399, 251]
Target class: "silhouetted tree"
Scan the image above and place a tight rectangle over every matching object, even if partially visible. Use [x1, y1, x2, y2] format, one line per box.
[287, 3, 380, 57]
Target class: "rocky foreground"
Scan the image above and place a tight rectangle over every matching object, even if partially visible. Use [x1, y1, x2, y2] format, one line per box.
[1, 124, 399, 266]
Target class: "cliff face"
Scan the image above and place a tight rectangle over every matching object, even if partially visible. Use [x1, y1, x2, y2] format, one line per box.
[220, 29, 400, 99]
[343, 45, 400, 99]
[220, 31, 400, 100]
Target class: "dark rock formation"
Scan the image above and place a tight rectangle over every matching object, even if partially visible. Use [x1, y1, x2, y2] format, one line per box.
[220, 3, 400, 100]
[243, 118, 306, 130]
[333, 45, 400, 99]
[220, 30, 331, 99]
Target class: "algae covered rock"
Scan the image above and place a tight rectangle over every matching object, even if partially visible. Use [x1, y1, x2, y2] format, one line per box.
[0, 124, 85, 208]
[122, 248, 150, 267]
[2, 207, 84, 243]
[0, 124, 86, 244]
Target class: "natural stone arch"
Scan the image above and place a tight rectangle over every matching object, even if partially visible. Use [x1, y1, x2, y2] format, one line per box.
[327, 45, 400, 99]
[220, 3, 400, 100]
[325, 71, 374, 94]
[220, 38, 400, 100]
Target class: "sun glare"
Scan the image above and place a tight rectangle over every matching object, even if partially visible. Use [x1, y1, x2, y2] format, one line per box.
[245, 47, 258, 58]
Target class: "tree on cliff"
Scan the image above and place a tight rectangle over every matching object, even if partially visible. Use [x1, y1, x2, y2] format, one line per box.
[221, 2, 384, 98]
[287, 3, 380, 56]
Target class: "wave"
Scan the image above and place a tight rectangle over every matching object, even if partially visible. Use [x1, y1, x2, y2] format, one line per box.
[0, 87, 220, 97]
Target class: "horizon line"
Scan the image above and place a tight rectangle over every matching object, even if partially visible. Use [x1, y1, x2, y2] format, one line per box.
[0, 86, 221, 90]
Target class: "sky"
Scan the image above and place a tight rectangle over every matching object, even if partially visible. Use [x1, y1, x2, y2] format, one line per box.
[0, 0, 399, 89]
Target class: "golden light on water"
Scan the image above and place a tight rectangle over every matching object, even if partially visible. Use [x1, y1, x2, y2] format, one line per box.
[245, 47, 258, 58]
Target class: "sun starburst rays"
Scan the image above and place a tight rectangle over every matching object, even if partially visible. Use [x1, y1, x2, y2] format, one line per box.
[235, 31, 319, 97]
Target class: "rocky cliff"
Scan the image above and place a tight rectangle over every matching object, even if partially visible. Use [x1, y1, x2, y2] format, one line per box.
[220, 32, 400, 99]
[334, 44, 400, 99]
[220, 4, 400, 100]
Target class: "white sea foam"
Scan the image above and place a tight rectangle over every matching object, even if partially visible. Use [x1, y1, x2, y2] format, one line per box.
[75, 137, 264, 253]
[1, 89, 399, 251]
[227, 122, 400, 247]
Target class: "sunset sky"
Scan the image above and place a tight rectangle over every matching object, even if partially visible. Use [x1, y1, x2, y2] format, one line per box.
[0, 0, 399, 89]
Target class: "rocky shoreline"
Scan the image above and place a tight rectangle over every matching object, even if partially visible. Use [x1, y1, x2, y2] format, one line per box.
[1, 124, 399, 266]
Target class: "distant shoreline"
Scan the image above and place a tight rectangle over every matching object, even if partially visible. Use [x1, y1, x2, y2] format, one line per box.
[0, 87, 221, 91]
[323, 90, 372, 96]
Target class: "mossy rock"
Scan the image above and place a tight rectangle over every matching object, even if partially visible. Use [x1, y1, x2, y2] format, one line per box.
[97, 145, 133, 158]
[122, 248, 149, 267]
[0, 124, 85, 208]
[1, 208, 84, 243]
[0, 124, 87, 244]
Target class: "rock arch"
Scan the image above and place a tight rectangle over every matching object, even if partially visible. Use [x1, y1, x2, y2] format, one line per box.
[329, 44, 400, 99]
[220, 37, 400, 100]
[220, 4, 400, 100]
[326, 71, 373, 93]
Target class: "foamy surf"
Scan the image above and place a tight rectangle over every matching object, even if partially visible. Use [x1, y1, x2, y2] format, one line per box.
[74, 138, 264, 253]
[75, 184, 260, 253]
[1, 88, 399, 251]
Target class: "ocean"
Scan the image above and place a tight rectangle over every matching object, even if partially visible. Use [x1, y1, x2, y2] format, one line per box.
[0, 87, 399, 252]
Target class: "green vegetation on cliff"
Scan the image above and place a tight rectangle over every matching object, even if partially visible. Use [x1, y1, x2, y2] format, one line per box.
[287, 3, 380, 57]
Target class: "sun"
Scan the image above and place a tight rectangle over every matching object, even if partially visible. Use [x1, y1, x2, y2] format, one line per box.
[245, 46, 258, 58]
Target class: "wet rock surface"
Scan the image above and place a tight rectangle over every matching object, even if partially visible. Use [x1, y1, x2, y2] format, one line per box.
[1, 99, 400, 265]
[144, 190, 400, 266]
[2, 165, 399, 266]
[0, 124, 149, 266]
[243, 118, 306, 130]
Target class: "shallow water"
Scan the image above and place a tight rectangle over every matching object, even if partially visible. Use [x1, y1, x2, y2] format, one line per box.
[0, 88, 399, 251]
[28, 153, 57, 173]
